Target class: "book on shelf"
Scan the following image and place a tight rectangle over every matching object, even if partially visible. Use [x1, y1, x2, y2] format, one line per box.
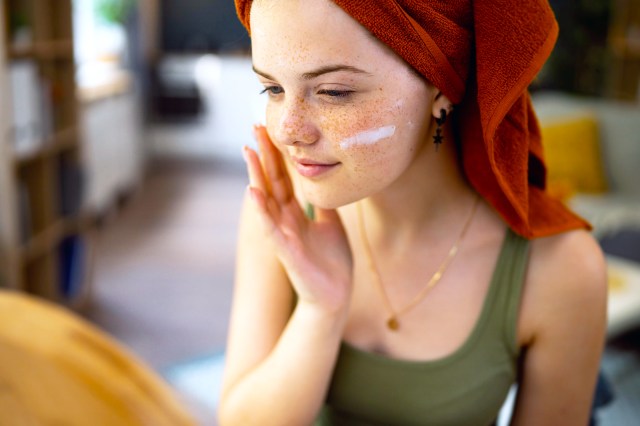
[58, 234, 85, 300]
[58, 155, 85, 216]
[8, 60, 54, 157]
[39, 77, 54, 141]
[18, 181, 33, 244]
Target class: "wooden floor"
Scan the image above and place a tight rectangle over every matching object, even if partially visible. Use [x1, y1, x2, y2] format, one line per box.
[84, 158, 247, 370]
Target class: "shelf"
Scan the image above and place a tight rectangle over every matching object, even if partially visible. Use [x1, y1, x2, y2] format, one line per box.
[18, 218, 65, 263]
[17, 213, 88, 265]
[2, 0, 90, 304]
[0, 262, 8, 287]
[79, 70, 133, 103]
[8, 40, 74, 60]
[0, 250, 19, 290]
[14, 126, 77, 165]
[610, 37, 640, 59]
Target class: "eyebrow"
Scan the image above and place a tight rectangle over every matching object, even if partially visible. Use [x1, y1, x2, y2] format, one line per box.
[252, 64, 372, 81]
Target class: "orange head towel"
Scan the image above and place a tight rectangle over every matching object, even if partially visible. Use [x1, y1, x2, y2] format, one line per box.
[235, 0, 590, 238]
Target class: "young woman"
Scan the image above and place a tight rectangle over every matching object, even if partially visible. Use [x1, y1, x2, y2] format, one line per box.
[219, 1, 608, 424]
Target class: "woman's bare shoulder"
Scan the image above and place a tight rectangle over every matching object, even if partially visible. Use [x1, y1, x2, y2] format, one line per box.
[520, 229, 608, 343]
[528, 229, 607, 290]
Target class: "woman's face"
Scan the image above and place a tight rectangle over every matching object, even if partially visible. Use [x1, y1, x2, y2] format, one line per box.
[250, 0, 435, 209]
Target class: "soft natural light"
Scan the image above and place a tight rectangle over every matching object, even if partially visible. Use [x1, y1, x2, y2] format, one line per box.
[72, 0, 127, 87]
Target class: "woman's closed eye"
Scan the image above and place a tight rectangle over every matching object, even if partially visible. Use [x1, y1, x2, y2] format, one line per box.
[317, 89, 354, 99]
[259, 85, 356, 102]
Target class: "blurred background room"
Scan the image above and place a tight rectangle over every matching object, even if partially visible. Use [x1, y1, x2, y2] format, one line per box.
[0, 0, 639, 425]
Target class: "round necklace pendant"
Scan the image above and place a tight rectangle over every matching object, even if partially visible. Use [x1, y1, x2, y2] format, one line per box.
[387, 317, 399, 331]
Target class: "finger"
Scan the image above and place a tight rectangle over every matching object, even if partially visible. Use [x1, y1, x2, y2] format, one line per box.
[248, 186, 285, 245]
[254, 125, 295, 204]
[250, 126, 307, 230]
[250, 192, 307, 275]
[246, 141, 307, 229]
[243, 145, 269, 195]
[246, 146, 282, 219]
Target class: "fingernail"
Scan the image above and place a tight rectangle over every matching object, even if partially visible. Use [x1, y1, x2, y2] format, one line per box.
[241, 146, 248, 162]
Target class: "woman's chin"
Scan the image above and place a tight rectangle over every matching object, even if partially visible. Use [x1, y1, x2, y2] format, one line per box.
[304, 198, 342, 211]
[303, 192, 354, 211]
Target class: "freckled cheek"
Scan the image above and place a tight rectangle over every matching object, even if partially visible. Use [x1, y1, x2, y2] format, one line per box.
[344, 140, 402, 179]
[337, 120, 419, 182]
[322, 109, 388, 152]
[264, 100, 405, 159]
[327, 95, 409, 151]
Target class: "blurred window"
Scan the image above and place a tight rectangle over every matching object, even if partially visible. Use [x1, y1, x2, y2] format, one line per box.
[73, 0, 128, 88]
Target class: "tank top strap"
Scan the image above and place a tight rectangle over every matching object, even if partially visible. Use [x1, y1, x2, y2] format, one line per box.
[484, 228, 531, 358]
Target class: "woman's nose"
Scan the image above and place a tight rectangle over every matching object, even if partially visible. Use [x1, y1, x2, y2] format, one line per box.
[274, 98, 320, 146]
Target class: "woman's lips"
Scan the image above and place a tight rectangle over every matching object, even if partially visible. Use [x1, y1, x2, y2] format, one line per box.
[291, 157, 340, 178]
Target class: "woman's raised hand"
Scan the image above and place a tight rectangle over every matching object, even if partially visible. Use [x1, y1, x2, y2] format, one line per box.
[243, 125, 353, 314]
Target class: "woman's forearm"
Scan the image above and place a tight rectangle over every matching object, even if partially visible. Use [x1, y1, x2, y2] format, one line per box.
[218, 301, 347, 426]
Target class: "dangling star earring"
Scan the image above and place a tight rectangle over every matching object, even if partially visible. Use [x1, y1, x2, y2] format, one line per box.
[433, 108, 447, 151]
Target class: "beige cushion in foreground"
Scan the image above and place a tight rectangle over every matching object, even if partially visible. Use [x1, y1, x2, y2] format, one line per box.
[0, 290, 196, 426]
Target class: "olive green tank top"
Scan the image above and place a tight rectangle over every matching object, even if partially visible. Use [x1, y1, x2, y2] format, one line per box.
[315, 229, 530, 426]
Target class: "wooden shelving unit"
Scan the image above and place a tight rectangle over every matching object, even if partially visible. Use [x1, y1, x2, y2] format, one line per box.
[608, 0, 640, 101]
[0, 0, 91, 308]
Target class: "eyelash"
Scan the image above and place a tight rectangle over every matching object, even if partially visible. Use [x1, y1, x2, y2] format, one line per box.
[260, 86, 283, 96]
[317, 89, 354, 98]
[259, 86, 354, 99]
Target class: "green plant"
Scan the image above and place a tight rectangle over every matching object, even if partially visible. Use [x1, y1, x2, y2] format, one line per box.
[9, 12, 28, 31]
[95, 0, 135, 25]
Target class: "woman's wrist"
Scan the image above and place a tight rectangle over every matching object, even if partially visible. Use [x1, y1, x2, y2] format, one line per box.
[294, 296, 351, 335]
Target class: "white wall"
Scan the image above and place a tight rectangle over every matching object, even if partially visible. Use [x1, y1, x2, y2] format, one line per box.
[149, 54, 266, 161]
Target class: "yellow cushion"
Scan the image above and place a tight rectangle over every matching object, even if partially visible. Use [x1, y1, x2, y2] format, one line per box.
[541, 114, 608, 195]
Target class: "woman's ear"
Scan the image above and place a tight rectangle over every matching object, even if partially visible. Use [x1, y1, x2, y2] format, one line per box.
[432, 90, 453, 121]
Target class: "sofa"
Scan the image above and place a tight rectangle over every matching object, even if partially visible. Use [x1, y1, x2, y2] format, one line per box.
[532, 91, 640, 239]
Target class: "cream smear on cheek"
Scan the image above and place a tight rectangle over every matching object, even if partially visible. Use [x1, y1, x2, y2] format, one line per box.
[336, 97, 406, 149]
[338, 125, 396, 149]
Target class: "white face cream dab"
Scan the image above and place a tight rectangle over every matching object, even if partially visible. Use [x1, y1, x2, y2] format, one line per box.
[339, 125, 396, 149]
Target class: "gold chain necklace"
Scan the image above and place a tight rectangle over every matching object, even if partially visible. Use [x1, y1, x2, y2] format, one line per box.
[356, 196, 480, 331]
